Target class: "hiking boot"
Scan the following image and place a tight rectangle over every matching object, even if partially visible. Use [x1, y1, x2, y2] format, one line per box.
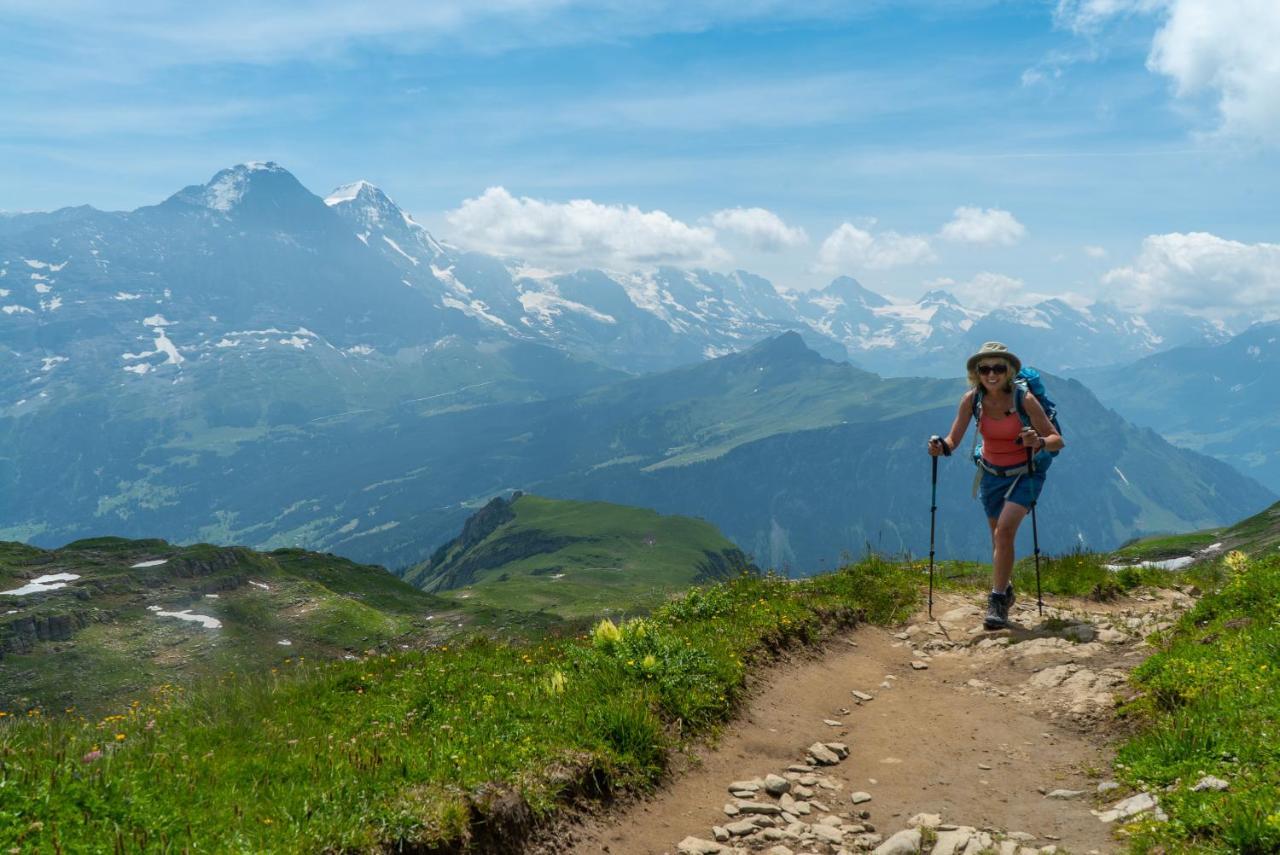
[1005, 583, 1015, 611]
[984, 590, 1010, 630]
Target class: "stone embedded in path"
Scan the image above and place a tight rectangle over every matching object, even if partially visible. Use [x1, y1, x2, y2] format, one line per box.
[1096, 781, 1119, 794]
[824, 719, 843, 726]
[850, 791, 872, 804]
[1192, 775, 1229, 792]
[1097, 791, 1158, 823]
[712, 825, 730, 842]
[1044, 789, 1086, 800]
[851, 690, 874, 701]
[811, 823, 844, 844]
[931, 827, 975, 855]
[737, 801, 782, 816]
[765, 846, 794, 855]
[723, 802, 740, 816]
[873, 828, 922, 854]
[807, 742, 840, 765]
[730, 780, 761, 793]
[907, 812, 941, 828]
[725, 819, 757, 836]
[825, 742, 849, 759]
[764, 774, 791, 796]
[911, 660, 929, 670]
[678, 836, 726, 854]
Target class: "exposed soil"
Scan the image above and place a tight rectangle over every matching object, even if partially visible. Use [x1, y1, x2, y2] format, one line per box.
[555, 587, 1192, 855]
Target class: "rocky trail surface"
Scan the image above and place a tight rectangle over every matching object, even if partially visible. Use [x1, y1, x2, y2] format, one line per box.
[562, 586, 1196, 855]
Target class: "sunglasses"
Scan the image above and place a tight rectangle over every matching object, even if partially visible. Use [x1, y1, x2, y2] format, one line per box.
[976, 362, 1009, 376]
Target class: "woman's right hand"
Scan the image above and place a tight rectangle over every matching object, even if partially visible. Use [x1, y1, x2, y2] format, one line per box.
[928, 436, 947, 457]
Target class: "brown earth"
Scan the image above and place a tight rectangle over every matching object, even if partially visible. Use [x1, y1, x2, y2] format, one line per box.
[554, 587, 1191, 855]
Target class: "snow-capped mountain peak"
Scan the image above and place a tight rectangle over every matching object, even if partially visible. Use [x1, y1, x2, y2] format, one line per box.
[169, 162, 310, 215]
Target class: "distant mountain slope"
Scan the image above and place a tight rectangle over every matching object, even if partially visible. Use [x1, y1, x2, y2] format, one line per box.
[554, 375, 1274, 571]
[0, 537, 481, 713]
[404, 493, 754, 619]
[1073, 321, 1280, 493]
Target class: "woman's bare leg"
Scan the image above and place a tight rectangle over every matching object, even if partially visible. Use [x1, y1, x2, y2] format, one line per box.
[992, 501, 1029, 591]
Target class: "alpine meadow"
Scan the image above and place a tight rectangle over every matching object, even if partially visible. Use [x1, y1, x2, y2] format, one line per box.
[3, 2, 1279, 853]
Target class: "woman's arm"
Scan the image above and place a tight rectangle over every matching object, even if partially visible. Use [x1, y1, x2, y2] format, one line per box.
[1020, 393, 1064, 452]
[929, 390, 975, 456]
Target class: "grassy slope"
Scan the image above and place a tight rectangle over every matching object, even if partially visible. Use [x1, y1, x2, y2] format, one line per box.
[1115, 499, 1280, 563]
[0, 557, 918, 853]
[0, 538, 487, 714]
[1117, 551, 1280, 853]
[407, 494, 755, 619]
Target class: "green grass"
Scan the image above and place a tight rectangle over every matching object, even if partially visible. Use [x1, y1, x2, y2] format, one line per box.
[931, 549, 1217, 601]
[410, 494, 756, 619]
[1115, 551, 1280, 853]
[0, 556, 917, 853]
[0, 539, 468, 715]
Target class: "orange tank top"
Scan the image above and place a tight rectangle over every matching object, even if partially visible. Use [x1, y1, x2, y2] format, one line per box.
[980, 410, 1025, 467]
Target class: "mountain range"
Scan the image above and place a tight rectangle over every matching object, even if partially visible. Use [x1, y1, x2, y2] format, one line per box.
[0, 162, 1270, 573]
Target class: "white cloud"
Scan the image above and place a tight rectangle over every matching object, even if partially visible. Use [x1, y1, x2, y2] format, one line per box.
[927, 273, 1029, 311]
[1084, 244, 1108, 258]
[709, 207, 807, 251]
[816, 223, 935, 272]
[1056, 0, 1280, 143]
[446, 186, 728, 270]
[1102, 231, 1280, 318]
[939, 206, 1027, 246]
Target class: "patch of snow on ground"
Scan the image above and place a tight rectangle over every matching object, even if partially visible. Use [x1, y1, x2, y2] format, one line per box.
[431, 264, 471, 296]
[131, 559, 169, 568]
[0, 290, 8, 297]
[440, 294, 516, 331]
[143, 314, 172, 327]
[114, 292, 141, 301]
[382, 236, 419, 266]
[41, 356, 68, 372]
[40, 296, 62, 312]
[1105, 556, 1195, 572]
[34, 282, 52, 294]
[123, 364, 152, 375]
[215, 338, 238, 348]
[152, 329, 184, 365]
[337, 518, 360, 534]
[3, 305, 34, 315]
[0, 573, 81, 596]
[24, 259, 67, 271]
[154, 609, 222, 629]
[324, 181, 373, 206]
[519, 289, 616, 325]
[279, 335, 310, 350]
[1113, 467, 1130, 486]
[344, 345, 374, 355]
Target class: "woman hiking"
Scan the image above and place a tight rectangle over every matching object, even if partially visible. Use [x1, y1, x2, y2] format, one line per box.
[927, 342, 1065, 630]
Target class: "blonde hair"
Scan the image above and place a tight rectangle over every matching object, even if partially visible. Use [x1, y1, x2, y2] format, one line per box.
[967, 356, 1016, 392]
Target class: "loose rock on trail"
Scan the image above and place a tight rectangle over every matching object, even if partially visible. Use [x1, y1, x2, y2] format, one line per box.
[562, 587, 1194, 855]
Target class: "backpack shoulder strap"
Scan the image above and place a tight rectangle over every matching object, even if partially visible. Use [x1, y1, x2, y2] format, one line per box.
[1013, 383, 1031, 428]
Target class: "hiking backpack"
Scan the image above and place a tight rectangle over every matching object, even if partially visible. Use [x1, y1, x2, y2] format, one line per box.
[970, 367, 1063, 465]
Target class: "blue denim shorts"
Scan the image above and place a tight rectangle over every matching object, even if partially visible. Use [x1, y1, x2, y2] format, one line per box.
[980, 455, 1052, 520]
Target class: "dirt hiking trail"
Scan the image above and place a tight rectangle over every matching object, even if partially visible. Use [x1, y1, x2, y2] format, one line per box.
[562, 587, 1194, 855]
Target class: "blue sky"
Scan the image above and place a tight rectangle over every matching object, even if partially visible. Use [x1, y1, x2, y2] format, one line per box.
[3, 0, 1278, 317]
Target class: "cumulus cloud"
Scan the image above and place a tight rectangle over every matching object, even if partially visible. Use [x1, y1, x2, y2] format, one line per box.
[926, 273, 1029, 311]
[709, 207, 808, 251]
[1102, 231, 1280, 318]
[939, 206, 1027, 246]
[1056, 0, 1280, 142]
[1084, 244, 1108, 258]
[816, 223, 935, 272]
[446, 186, 728, 270]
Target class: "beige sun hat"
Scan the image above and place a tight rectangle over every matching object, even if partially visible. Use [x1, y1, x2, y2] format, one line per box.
[966, 341, 1022, 374]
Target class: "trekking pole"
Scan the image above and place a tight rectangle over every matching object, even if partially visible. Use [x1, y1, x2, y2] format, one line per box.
[1026, 446, 1043, 616]
[928, 439, 939, 619]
